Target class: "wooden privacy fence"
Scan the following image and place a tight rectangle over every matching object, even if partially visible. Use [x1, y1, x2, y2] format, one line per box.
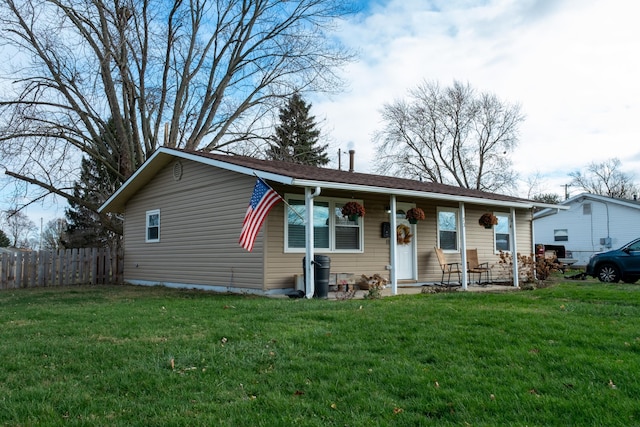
[0, 247, 123, 290]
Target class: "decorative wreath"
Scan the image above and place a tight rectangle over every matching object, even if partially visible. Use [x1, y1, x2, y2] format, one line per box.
[396, 224, 413, 245]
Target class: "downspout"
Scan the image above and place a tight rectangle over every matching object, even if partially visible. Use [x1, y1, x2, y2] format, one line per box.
[304, 186, 321, 299]
[389, 196, 397, 295]
[511, 207, 519, 288]
[459, 202, 468, 290]
[531, 211, 537, 280]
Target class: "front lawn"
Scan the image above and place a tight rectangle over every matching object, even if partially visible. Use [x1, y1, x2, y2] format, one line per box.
[1, 282, 639, 426]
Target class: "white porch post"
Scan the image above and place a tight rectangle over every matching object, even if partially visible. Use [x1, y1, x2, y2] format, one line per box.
[510, 207, 519, 288]
[389, 196, 398, 295]
[304, 186, 321, 299]
[459, 202, 468, 290]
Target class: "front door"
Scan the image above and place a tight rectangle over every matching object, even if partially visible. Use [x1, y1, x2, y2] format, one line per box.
[395, 203, 417, 280]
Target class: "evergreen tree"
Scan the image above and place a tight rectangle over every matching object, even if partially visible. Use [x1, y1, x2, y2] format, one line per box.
[266, 93, 329, 166]
[64, 120, 124, 248]
[64, 154, 123, 248]
[0, 229, 10, 247]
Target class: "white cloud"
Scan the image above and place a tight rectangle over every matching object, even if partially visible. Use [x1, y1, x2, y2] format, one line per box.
[313, 0, 640, 197]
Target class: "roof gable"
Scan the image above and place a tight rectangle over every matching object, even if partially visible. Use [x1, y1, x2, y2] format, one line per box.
[534, 192, 640, 219]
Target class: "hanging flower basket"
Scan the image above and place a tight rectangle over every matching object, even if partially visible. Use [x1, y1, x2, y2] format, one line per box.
[341, 201, 365, 221]
[479, 213, 498, 229]
[405, 207, 426, 224]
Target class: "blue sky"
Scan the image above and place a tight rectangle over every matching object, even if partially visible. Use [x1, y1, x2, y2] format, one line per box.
[312, 0, 640, 196]
[4, 0, 640, 228]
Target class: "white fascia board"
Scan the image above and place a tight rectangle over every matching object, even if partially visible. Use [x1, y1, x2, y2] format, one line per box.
[167, 149, 295, 185]
[291, 179, 535, 209]
[98, 148, 166, 213]
[98, 148, 295, 213]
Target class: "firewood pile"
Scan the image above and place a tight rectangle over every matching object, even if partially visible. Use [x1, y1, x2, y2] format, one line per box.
[357, 274, 389, 290]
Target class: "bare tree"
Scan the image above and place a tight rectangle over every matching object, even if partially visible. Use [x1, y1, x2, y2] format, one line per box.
[374, 80, 524, 193]
[0, 0, 355, 214]
[42, 218, 68, 249]
[569, 158, 639, 199]
[2, 209, 37, 248]
[523, 171, 562, 203]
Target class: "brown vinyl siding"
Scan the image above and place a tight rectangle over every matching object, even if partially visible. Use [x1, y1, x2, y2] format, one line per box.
[123, 160, 266, 289]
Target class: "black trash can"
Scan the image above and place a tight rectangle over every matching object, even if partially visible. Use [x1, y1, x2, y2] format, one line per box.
[302, 255, 331, 299]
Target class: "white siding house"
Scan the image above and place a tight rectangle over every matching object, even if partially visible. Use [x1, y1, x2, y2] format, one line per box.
[533, 193, 640, 266]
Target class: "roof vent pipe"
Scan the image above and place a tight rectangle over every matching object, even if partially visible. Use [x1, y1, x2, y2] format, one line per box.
[348, 150, 355, 172]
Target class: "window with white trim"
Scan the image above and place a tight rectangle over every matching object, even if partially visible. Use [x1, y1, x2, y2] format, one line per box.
[554, 229, 568, 242]
[146, 209, 160, 243]
[494, 212, 510, 252]
[285, 196, 363, 252]
[437, 207, 458, 251]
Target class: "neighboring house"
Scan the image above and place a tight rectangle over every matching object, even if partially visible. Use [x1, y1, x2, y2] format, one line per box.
[533, 193, 640, 266]
[99, 147, 552, 296]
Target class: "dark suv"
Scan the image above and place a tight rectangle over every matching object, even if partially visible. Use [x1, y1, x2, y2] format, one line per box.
[585, 238, 640, 283]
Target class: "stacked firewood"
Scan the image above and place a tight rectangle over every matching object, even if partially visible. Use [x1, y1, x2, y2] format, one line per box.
[357, 274, 389, 290]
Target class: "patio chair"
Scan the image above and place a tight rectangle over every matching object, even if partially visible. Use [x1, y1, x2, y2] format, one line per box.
[434, 247, 462, 287]
[466, 248, 492, 286]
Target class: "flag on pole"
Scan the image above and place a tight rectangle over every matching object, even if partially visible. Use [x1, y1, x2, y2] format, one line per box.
[239, 178, 282, 251]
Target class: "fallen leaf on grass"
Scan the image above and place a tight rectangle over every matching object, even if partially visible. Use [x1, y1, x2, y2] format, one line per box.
[330, 403, 337, 409]
[393, 407, 403, 414]
[608, 379, 617, 389]
[294, 390, 304, 396]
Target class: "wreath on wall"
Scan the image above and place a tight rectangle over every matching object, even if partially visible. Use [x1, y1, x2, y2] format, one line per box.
[396, 224, 413, 245]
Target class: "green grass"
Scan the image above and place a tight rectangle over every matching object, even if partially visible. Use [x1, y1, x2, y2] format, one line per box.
[1, 281, 639, 426]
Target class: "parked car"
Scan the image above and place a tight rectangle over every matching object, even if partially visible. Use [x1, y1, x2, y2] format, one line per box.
[585, 238, 640, 283]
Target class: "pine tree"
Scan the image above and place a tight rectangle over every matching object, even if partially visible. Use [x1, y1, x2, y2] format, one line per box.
[0, 229, 10, 247]
[64, 120, 124, 248]
[266, 93, 329, 166]
[64, 155, 123, 248]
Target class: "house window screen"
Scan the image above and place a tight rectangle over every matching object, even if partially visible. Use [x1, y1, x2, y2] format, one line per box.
[494, 213, 510, 252]
[286, 200, 329, 249]
[554, 229, 568, 242]
[286, 197, 363, 252]
[334, 204, 360, 249]
[437, 209, 458, 251]
[583, 203, 591, 215]
[146, 209, 160, 243]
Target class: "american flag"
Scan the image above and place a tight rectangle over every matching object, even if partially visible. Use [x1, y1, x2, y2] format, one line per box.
[239, 178, 282, 252]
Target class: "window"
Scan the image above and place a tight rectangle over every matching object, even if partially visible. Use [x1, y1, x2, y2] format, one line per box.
[285, 196, 363, 252]
[554, 229, 568, 242]
[146, 209, 160, 243]
[437, 208, 458, 251]
[494, 213, 510, 252]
